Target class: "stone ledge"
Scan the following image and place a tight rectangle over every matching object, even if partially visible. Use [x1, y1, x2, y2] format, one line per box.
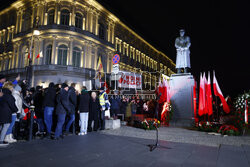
[105, 119, 121, 130]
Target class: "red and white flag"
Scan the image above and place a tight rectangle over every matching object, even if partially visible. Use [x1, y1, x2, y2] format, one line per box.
[164, 78, 171, 103]
[36, 51, 43, 59]
[213, 71, 230, 113]
[207, 71, 213, 116]
[198, 73, 205, 116]
[203, 72, 208, 115]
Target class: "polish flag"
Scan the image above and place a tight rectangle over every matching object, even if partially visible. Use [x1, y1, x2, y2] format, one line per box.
[203, 72, 208, 115]
[198, 73, 205, 116]
[103, 81, 110, 94]
[207, 71, 213, 116]
[164, 78, 171, 103]
[36, 51, 43, 59]
[159, 78, 167, 104]
[213, 71, 230, 113]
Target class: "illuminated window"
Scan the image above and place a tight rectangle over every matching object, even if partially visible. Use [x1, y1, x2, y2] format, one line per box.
[58, 45, 67, 65]
[72, 47, 81, 67]
[48, 10, 55, 25]
[45, 45, 52, 65]
[60, 9, 70, 25]
[75, 13, 83, 29]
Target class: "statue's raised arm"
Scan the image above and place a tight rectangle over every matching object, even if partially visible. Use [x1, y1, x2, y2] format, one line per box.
[175, 29, 191, 73]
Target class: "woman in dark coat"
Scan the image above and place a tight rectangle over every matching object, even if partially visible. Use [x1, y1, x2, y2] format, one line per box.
[88, 91, 100, 132]
[0, 82, 18, 146]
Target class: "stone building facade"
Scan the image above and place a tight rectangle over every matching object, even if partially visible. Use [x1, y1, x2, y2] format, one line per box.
[0, 0, 175, 91]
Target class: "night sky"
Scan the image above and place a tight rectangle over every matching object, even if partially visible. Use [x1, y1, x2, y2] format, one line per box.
[97, 0, 250, 98]
[1, 0, 249, 98]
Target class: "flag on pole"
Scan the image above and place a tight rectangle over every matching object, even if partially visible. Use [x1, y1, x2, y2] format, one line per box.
[213, 71, 230, 113]
[159, 78, 167, 104]
[36, 51, 43, 59]
[207, 71, 213, 116]
[97, 56, 104, 73]
[95, 56, 104, 89]
[198, 73, 205, 116]
[203, 72, 208, 115]
[103, 81, 110, 94]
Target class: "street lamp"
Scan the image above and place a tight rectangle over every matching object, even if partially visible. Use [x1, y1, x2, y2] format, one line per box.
[26, 16, 40, 89]
[27, 16, 40, 141]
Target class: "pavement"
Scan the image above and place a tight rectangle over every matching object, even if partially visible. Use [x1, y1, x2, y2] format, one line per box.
[0, 128, 249, 167]
[100, 126, 250, 147]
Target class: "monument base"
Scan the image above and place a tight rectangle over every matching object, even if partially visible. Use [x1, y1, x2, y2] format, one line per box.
[169, 73, 195, 127]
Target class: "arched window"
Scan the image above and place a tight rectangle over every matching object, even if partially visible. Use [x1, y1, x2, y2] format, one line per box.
[60, 9, 70, 25]
[75, 13, 83, 29]
[48, 10, 55, 25]
[45, 45, 52, 65]
[72, 47, 81, 67]
[98, 23, 106, 40]
[58, 45, 67, 65]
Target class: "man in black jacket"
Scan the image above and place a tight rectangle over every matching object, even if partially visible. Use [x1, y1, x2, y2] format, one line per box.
[43, 82, 56, 137]
[54, 83, 70, 140]
[78, 86, 90, 135]
[34, 86, 45, 135]
[65, 83, 77, 135]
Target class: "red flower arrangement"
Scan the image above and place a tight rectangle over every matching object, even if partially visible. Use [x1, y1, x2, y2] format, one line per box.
[218, 125, 240, 136]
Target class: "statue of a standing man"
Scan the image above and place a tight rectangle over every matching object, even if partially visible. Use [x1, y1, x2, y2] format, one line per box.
[175, 29, 191, 73]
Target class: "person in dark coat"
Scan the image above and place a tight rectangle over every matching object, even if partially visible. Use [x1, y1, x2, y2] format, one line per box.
[54, 83, 70, 140]
[34, 86, 45, 134]
[110, 90, 121, 118]
[65, 83, 77, 134]
[43, 82, 56, 137]
[78, 86, 90, 135]
[0, 82, 18, 146]
[88, 91, 100, 132]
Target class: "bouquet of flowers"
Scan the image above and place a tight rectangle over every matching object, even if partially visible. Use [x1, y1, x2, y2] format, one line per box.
[197, 121, 219, 132]
[218, 125, 240, 136]
[234, 90, 249, 131]
[142, 118, 160, 130]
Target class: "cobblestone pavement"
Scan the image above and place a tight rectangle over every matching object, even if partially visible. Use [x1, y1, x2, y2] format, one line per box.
[100, 126, 250, 147]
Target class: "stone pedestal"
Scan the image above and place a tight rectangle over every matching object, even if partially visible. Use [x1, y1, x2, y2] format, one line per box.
[105, 119, 121, 129]
[169, 73, 195, 127]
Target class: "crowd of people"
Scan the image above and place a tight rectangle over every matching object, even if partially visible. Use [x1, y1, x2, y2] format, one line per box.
[0, 74, 157, 147]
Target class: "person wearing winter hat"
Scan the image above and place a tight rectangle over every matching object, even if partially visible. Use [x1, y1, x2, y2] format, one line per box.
[53, 83, 70, 140]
